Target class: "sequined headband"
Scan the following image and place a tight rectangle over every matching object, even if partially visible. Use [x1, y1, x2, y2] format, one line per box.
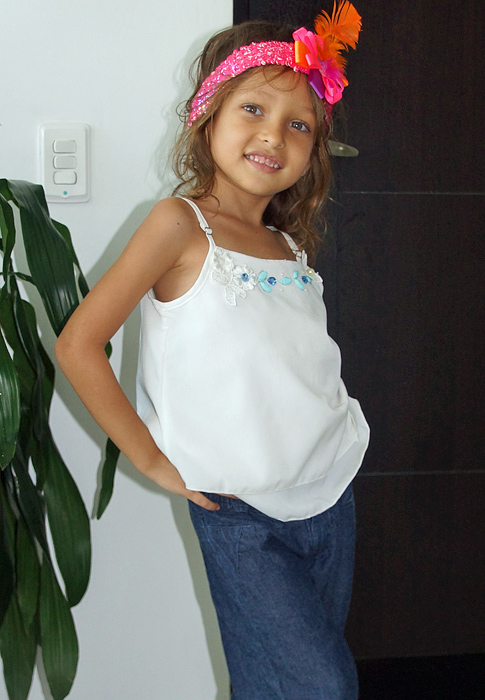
[188, 1, 361, 126]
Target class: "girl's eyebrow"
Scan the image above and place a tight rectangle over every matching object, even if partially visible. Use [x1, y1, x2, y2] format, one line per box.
[292, 105, 315, 116]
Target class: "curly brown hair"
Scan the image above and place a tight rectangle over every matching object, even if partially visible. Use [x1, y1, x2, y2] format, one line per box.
[171, 21, 333, 262]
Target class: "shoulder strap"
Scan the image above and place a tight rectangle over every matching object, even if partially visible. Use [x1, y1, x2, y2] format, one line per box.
[177, 196, 213, 237]
[275, 228, 301, 257]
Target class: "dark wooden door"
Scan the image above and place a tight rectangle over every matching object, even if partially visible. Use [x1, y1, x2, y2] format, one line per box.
[235, 0, 485, 660]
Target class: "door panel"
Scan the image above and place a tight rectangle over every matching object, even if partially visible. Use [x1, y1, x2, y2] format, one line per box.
[235, 0, 485, 657]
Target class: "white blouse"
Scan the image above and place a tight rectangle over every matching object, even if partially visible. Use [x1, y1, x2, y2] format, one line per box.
[136, 198, 369, 521]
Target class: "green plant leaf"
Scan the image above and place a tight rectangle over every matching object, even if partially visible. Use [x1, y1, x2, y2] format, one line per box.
[9, 280, 43, 376]
[12, 272, 34, 285]
[10, 280, 48, 443]
[0, 328, 20, 470]
[39, 558, 78, 700]
[16, 512, 40, 630]
[0, 476, 15, 629]
[0, 301, 36, 476]
[0, 294, 35, 407]
[1, 292, 56, 486]
[96, 438, 120, 518]
[5, 181, 79, 336]
[0, 192, 16, 283]
[0, 593, 37, 700]
[34, 431, 91, 607]
[0, 179, 13, 199]
[11, 457, 51, 565]
[15, 291, 55, 425]
[52, 219, 90, 299]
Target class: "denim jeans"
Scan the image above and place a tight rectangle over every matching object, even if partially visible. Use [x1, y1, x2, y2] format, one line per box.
[188, 485, 358, 700]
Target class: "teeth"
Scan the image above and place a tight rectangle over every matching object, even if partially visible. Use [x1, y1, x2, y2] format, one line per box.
[247, 155, 281, 169]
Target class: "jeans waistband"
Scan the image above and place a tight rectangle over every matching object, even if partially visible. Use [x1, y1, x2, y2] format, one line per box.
[202, 493, 250, 512]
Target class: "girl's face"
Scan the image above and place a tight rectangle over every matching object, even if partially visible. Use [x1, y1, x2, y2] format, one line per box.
[209, 68, 316, 203]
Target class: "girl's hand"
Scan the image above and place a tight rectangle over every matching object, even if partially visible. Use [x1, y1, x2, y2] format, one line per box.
[145, 454, 221, 511]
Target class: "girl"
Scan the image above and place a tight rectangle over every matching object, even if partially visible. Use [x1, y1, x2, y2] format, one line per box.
[56, 3, 369, 698]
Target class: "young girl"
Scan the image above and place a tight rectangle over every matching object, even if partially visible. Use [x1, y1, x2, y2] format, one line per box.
[56, 3, 369, 698]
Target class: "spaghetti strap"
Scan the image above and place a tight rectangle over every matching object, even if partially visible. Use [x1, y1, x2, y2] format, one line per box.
[278, 229, 301, 257]
[177, 196, 213, 237]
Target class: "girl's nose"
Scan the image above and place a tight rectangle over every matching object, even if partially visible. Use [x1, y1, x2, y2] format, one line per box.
[260, 121, 285, 149]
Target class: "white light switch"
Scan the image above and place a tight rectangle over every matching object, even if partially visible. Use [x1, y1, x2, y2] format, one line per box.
[39, 122, 90, 202]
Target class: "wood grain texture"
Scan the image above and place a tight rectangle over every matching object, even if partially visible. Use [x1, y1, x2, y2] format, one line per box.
[348, 474, 485, 657]
[318, 193, 485, 475]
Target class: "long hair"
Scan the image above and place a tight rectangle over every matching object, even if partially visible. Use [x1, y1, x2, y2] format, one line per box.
[171, 21, 333, 262]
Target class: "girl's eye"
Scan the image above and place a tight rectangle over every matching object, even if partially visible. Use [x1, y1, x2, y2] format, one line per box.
[242, 104, 262, 115]
[290, 120, 311, 133]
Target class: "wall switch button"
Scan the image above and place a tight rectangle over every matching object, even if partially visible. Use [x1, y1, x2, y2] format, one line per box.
[53, 139, 77, 153]
[53, 155, 77, 169]
[54, 171, 77, 185]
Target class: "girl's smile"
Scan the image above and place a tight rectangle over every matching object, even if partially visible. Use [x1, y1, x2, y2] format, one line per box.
[244, 152, 282, 170]
[209, 68, 316, 203]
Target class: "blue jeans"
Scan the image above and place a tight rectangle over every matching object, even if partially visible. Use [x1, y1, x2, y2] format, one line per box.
[188, 485, 358, 700]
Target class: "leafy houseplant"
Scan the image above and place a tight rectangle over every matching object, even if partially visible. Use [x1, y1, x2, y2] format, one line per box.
[0, 180, 119, 700]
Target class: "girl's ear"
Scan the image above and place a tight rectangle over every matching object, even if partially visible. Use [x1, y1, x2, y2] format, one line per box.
[205, 118, 213, 146]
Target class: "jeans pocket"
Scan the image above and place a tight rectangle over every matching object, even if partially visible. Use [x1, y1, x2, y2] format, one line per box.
[188, 498, 252, 545]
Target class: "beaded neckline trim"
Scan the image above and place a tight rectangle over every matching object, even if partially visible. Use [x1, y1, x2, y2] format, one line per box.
[212, 247, 318, 306]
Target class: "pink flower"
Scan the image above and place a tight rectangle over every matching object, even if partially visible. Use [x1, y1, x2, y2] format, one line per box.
[293, 28, 348, 104]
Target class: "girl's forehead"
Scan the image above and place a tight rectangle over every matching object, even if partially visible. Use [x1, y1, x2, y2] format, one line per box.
[235, 66, 310, 95]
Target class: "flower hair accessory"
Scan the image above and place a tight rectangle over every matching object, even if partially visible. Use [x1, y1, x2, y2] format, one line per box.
[188, 1, 361, 126]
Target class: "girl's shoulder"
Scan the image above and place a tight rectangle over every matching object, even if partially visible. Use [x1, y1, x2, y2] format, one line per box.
[148, 196, 199, 231]
[139, 196, 206, 254]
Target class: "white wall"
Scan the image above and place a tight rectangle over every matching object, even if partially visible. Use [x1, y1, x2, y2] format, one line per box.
[1, 1, 233, 698]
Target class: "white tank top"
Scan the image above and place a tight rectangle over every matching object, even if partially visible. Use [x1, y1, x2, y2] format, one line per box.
[136, 198, 369, 521]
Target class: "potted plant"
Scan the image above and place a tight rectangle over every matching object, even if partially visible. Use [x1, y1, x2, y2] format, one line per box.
[0, 179, 119, 700]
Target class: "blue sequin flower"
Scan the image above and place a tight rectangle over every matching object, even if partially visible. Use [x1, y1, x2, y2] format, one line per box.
[258, 271, 272, 293]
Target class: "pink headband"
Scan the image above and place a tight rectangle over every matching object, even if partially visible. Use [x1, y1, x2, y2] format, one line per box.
[188, 1, 361, 126]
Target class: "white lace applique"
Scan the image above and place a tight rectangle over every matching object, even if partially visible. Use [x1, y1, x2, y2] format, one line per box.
[212, 248, 257, 306]
[296, 248, 307, 267]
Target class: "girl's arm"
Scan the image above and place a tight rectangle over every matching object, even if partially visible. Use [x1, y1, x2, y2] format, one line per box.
[55, 198, 220, 511]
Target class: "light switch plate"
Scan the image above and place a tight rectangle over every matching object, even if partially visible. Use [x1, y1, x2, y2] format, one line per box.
[39, 122, 90, 202]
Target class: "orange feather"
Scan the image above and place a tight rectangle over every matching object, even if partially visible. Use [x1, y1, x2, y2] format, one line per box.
[314, 1, 362, 69]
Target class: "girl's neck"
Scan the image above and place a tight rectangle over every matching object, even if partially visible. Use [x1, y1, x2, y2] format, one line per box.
[192, 193, 292, 261]
[208, 181, 273, 228]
